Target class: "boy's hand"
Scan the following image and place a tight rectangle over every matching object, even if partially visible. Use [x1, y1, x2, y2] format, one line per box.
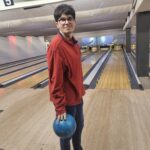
[57, 112, 66, 121]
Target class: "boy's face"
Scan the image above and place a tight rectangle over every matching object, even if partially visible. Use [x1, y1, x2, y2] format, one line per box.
[56, 14, 76, 36]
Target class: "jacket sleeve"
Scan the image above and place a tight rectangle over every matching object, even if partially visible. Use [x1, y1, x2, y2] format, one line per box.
[47, 46, 67, 115]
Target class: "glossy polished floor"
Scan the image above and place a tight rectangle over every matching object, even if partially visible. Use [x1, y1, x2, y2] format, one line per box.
[1, 88, 150, 150]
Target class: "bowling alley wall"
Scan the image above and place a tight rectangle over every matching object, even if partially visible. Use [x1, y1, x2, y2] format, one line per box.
[0, 36, 46, 64]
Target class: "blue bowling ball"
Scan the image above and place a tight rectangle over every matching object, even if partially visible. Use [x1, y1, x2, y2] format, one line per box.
[53, 114, 76, 139]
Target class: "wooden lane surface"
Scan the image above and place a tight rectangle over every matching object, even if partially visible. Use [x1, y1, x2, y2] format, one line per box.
[7, 69, 48, 89]
[0, 88, 53, 150]
[96, 50, 131, 89]
[0, 58, 46, 75]
[0, 62, 47, 83]
[82, 52, 101, 76]
[5, 52, 94, 89]
[83, 89, 150, 150]
[7, 52, 99, 88]
[1, 89, 150, 149]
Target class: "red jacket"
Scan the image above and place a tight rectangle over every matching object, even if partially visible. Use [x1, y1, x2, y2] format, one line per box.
[47, 33, 85, 115]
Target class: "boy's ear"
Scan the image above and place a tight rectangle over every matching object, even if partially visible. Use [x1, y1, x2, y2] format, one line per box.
[55, 21, 59, 28]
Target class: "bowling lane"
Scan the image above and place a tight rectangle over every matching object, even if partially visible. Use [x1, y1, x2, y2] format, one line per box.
[0, 51, 90, 83]
[96, 50, 131, 89]
[44, 51, 103, 89]
[0, 58, 46, 74]
[7, 52, 102, 89]
[82, 52, 102, 76]
[0, 57, 46, 75]
[43, 52, 101, 89]
[7, 69, 48, 89]
[0, 62, 47, 83]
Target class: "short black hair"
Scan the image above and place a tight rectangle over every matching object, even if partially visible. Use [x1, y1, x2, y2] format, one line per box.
[54, 4, 75, 22]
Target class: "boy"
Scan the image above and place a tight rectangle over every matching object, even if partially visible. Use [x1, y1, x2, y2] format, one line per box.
[47, 4, 85, 150]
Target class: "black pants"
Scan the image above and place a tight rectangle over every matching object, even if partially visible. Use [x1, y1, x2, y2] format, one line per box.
[60, 101, 84, 150]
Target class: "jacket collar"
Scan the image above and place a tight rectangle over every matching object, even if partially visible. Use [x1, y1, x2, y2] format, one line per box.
[58, 32, 78, 45]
